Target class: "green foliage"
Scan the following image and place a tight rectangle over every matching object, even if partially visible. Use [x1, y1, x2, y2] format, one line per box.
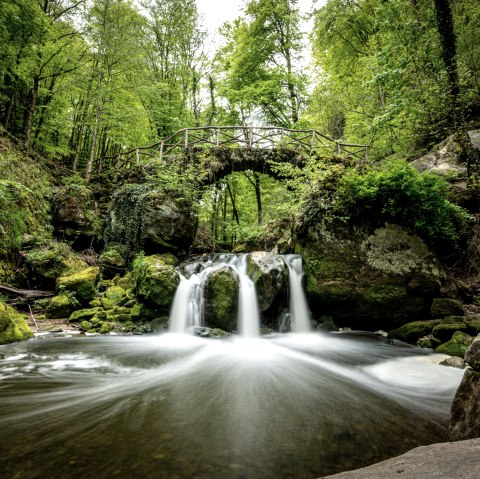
[334, 159, 472, 243]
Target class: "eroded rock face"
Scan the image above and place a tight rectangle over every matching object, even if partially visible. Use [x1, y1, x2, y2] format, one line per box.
[204, 266, 239, 331]
[300, 223, 443, 328]
[246, 252, 288, 312]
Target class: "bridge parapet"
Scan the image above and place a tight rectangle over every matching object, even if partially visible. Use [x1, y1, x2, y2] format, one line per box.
[93, 126, 369, 175]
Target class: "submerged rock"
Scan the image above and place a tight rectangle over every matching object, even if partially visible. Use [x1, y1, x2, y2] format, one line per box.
[0, 301, 33, 344]
[204, 266, 239, 331]
[246, 252, 288, 312]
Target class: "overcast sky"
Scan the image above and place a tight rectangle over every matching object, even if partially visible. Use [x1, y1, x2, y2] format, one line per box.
[196, 0, 326, 39]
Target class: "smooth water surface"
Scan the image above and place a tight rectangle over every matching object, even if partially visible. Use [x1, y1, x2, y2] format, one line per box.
[0, 332, 463, 479]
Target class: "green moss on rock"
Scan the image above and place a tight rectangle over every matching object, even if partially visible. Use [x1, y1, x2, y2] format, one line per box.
[433, 317, 470, 342]
[387, 319, 442, 343]
[431, 298, 464, 318]
[45, 294, 77, 319]
[436, 331, 473, 358]
[132, 254, 180, 310]
[69, 308, 101, 322]
[0, 301, 34, 344]
[56, 267, 100, 304]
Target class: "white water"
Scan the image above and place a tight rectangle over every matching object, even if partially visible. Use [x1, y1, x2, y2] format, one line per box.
[168, 274, 202, 333]
[285, 255, 311, 333]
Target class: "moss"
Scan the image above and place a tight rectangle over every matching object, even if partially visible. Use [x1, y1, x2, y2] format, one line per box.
[56, 267, 100, 304]
[435, 331, 473, 358]
[98, 322, 112, 334]
[117, 272, 135, 290]
[104, 286, 128, 307]
[130, 303, 142, 321]
[0, 301, 34, 344]
[431, 298, 464, 318]
[80, 320, 93, 331]
[45, 294, 77, 319]
[433, 317, 470, 342]
[100, 244, 128, 268]
[89, 299, 102, 308]
[69, 308, 101, 322]
[387, 319, 442, 343]
[204, 267, 239, 331]
[132, 254, 180, 310]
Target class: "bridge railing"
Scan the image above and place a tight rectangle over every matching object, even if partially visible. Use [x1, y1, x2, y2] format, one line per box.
[93, 126, 369, 175]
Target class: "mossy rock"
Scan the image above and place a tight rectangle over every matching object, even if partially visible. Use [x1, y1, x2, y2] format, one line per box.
[204, 266, 239, 331]
[387, 319, 442, 343]
[56, 266, 100, 304]
[45, 294, 77, 319]
[0, 301, 34, 344]
[69, 308, 101, 322]
[100, 245, 128, 268]
[24, 242, 88, 284]
[116, 272, 136, 290]
[132, 254, 180, 311]
[432, 316, 470, 342]
[431, 298, 464, 318]
[435, 331, 473, 358]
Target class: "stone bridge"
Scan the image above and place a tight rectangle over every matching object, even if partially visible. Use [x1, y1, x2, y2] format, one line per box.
[93, 126, 369, 183]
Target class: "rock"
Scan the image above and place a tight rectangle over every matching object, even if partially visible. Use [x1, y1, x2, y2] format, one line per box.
[56, 267, 100, 304]
[321, 438, 480, 479]
[450, 369, 480, 441]
[431, 298, 464, 318]
[387, 319, 441, 343]
[132, 254, 180, 312]
[193, 326, 229, 338]
[148, 317, 169, 332]
[99, 244, 127, 270]
[45, 294, 77, 319]
[432, 316, 470, 342]
[435, 331, 473, 357]
[69, 308, 101, 322]
[204, 266, 239, 331]
[464, 334, 480, 370]
[246, 252, 288, 312]
[410, 130, 480, 208]
[300, 223, 442, 328]
[439, 356, 466, 369]
[101, 285, 129, 309]
[416, 334, 441, 349]
[52, 182, 101, 248]
[105, 184, 198, 256]
[24, 242, 89, 286]
[0, 301, 33, 344]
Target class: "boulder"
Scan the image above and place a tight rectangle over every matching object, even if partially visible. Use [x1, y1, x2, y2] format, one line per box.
[431, 316, 480, 342]
[450, 369, 480, 440]
[246, 252, 288, 312]
[300, 223, 442, 328]
[431, 298, 464, 318]
[132, 254, 180, 312]
[204, 266, 239, 331]
[387, 319, 441, 343]
[435, 331, 473, 357]
[0, 301, 33, 344]
[45, 294, 77, 319]
[464, 334, 480, 370]
[56, 266, 100, 304]
[411, 130, 480, 208]
[105, 184, 198, 256]
[69, 308, 101, 322]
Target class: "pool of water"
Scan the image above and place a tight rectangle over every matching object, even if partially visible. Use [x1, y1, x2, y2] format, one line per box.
[0, 332, 464, 479]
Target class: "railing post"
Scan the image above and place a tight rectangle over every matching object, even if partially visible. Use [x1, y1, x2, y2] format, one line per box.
[337, 143, 342, 155]
[116, 153, 121, 170]
[216, 128, 220, 147]
[365, 145, 369, 162]
[185, 129, 189, 149]
[135, 148, 140, 164]
[311, 130, 315, 150]
[160, 141, 164, 160]
[249, 127, 253, 148]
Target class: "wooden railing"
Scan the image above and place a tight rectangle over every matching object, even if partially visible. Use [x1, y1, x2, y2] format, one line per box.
[93, 126, 369, 174]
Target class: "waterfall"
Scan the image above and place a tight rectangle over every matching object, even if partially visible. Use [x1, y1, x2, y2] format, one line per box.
[285, 255, 311, 333]
[168, 273, 201, 333]
[232, 254, 261, 337]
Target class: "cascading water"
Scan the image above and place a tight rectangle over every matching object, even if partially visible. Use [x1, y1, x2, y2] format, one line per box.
[284, 254, 311, 333]
[0, 252, 455, 478]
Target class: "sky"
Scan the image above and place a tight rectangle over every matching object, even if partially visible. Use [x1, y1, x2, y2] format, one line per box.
[196, 0, 326, 41]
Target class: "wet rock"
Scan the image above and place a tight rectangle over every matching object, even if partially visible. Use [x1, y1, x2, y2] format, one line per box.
[204, 266, 239, 331]
[435, 331, 473, 358]
[387, 319, 441, 343]
[439, 356, 466, 369]
[246, 252, 288, 312]
[450, 369, 480, 440]
[56, 267, 100, 304]
[132, 254, 179, 312]
[193, 326, 229, 338]
[69, 308, 101, 322]
[0, 301, 33, 344]
[432, 316, 472, 342]
[431, 298, 464, 318]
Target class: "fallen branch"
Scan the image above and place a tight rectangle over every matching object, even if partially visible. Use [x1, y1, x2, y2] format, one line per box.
[0, 284, 55, 299]
[28, 304, 38, 332]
